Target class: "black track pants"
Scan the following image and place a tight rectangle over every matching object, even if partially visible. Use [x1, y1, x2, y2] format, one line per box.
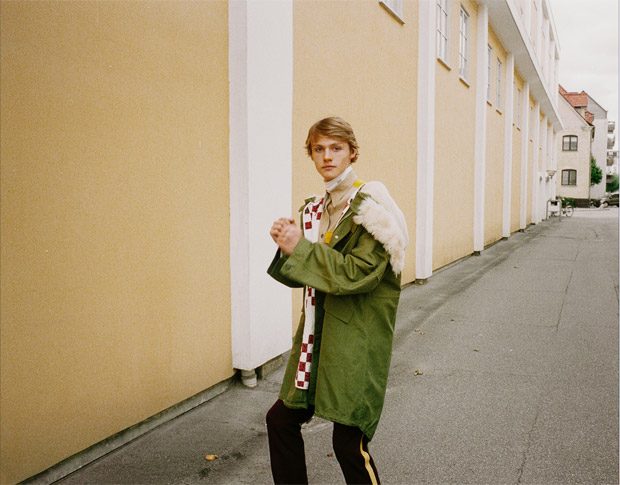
[266, 399, 380, 484]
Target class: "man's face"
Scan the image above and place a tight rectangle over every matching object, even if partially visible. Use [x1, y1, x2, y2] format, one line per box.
[310, 135, 356, 182]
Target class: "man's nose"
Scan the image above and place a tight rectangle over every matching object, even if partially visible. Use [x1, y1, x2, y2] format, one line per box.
[323, 149, 332, 161]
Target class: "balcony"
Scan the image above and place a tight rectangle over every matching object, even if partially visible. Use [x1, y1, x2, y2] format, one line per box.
[608, 134, 616, 149]
[609, 121, 615, 133]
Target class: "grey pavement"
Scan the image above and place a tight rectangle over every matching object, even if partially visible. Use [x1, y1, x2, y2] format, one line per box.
[58, 208, 619, 485]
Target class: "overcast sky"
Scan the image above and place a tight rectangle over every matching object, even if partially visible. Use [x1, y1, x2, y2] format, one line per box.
[548, 0, 618, 149]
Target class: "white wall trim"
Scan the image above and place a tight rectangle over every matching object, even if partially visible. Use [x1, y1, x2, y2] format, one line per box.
[473, 4, 488, 251]
[502, 53, 515, 237]
[415, 0, 436, 280]
[229, 0, 293, 371]
[520, 82, 530, 229]
[531, 102, 541, 223]
[540, 115, 548, 218]
[548, 124, 557, 201]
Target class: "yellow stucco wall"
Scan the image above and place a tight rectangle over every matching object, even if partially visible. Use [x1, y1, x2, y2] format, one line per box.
[511, 74, 524, 232]
[292, 1, 418, 285]
[0, 2, 231, 482]
[484, 28, 506, 246]
[433, 0, 478, 269]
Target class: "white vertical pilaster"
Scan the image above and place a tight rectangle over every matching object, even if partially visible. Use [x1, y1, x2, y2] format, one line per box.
[520, 83, 530, 229]
[549, 125, 557, 200]
[531, 102, 541, 223]
[549, 38, 555, 92]
[554, 55, 560, 106]
[536, 0, 543, 61]
[547, 121, 553, 170]
[543, 18, 550, 81]
[473, 4, 489, 252]
[502, 53, 515, 238]
[415, 0, 436, 280]
[229, 0, 293, 371]
[523, 0, 532, 39]
[541, 116, 548, 172]
[540, 115, 548, 218]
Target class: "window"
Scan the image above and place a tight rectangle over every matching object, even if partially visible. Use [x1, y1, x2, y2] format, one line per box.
[487, 46, 492, 101]
[459, 7, 469, 79]
[562, 135, 578, 151]
[561, 169, 577, 186]
[436, 0, 449, 62]
[496, 58, 502, 108]
[380, 0, 404, 22]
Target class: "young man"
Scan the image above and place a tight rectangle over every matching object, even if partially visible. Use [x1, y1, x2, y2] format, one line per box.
[266, 117, 408, 484]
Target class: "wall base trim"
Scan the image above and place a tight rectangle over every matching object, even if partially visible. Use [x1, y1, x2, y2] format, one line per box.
[22, 377, 235, 485]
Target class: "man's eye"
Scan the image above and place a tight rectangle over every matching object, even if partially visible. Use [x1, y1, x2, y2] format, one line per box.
[313, 147, 323, 152]
[333, 146, 342, 151]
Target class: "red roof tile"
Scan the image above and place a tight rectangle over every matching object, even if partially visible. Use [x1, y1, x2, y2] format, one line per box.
[563, 90, 588, 108]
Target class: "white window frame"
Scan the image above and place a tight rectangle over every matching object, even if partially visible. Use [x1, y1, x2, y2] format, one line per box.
[379, 0, 404, 23]
[487, 45, 493, 102]
[436, 0, 449, 62]
[496, 58, 502, 109]
[459, 6, 469, 80]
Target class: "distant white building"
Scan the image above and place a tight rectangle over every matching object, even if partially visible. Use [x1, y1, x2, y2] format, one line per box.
[607, 121, 618, 192]
[556, 87, 593, 201]
[584, 94, 610, 199]
[556, 86, 617, 203]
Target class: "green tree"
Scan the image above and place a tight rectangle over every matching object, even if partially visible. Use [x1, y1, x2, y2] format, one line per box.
[590, 156, 603, 186]
[607, 174, 619, 193]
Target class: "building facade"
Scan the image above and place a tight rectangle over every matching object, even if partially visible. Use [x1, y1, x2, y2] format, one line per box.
[556, 89, 594, 200]
[607, 121, 618, 191]
[556, 86, 615, 203]
[586, 95, 611, 200]
[1, 1, 562, 482]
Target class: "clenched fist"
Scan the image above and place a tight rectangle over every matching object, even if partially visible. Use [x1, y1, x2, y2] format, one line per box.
[270, 217, 302, 255]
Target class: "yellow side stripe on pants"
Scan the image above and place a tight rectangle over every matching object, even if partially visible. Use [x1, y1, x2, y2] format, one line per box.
[359, 436, 378, 485]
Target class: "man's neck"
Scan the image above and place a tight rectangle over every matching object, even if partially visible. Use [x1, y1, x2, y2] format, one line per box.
[325, 166, 354, 193]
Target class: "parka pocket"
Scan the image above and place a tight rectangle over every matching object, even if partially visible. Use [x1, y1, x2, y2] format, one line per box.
[323, 295, 355, 324]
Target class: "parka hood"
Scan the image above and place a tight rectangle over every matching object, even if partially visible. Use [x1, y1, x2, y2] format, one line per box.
[353, 181, 409, 275]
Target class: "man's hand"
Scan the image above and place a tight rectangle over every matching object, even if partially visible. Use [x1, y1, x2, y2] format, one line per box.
[270, 218, 302, 255]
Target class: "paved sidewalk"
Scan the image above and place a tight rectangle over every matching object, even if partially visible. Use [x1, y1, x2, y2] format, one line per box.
[59, 209, 619, 485]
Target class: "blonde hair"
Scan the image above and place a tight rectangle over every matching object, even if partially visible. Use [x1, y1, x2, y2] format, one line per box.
[305, 117, 359, 162]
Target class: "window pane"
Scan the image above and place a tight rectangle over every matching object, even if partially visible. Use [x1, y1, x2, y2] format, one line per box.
[459, 8, 468, 77]
[436, 0, 448, 60]
[562, 169, 577, 185]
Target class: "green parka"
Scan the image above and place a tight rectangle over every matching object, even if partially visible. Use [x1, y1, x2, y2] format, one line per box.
[268, 183, 408, 439]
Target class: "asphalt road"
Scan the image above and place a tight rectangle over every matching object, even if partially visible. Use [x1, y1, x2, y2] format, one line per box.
[59, 208, 619, 485]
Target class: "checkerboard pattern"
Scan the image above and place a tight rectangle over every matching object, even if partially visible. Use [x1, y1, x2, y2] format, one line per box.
[295, 198, 324, 390]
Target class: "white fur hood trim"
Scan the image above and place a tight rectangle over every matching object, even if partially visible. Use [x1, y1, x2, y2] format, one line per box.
[353, 181, 409, 275]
